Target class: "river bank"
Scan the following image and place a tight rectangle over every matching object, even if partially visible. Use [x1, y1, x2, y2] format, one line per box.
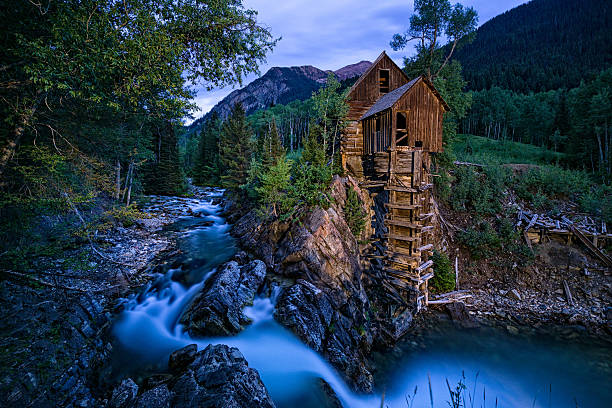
[0, 188, 220, 407]
[3, 185, 610, 407]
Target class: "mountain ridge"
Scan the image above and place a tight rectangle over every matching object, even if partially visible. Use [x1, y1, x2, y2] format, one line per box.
[187, 60, 372, 132]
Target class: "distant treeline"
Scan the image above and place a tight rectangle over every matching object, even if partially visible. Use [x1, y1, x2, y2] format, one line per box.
[462, 68, 612, 183]
[452, 0, 612, 92]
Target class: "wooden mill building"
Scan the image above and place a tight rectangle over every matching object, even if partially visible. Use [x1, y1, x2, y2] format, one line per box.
[341, 51, 449, 309]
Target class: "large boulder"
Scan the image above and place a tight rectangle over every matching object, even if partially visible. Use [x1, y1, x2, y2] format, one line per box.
[109, 345, 274, 408]
[180, 260, 266, 336]
[233, 176, 380, 391]
[171, 344, 275, 408]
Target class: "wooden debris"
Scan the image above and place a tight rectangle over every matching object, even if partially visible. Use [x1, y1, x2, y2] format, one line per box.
[563, 280, 574, 306]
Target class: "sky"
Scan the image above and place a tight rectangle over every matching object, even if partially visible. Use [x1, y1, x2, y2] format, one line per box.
[189, 0, 527, 123]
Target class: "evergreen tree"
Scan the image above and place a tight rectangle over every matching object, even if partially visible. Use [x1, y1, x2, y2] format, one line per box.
[257, 117, 285, 167]
[143, 121, 187, 196]
[219, 103, 253, 193]
[193, 112, 221, 185]
[301, 124, 326, 167]
[255, 155, 292, 217]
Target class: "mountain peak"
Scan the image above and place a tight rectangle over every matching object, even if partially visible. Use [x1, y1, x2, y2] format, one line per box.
[188, 60, 372, 132]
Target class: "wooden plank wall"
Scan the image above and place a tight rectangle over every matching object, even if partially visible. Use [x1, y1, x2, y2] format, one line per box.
[363, 111, 392, 155]
[392, 81, 444, 153]
[343, 54, 410, 161]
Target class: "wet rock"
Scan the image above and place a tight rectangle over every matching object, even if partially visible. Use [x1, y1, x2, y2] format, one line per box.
[233, 176, 375, 391]
[108, 378, 138, 408]
[168, 344, 198, 373]
[506, 325, 519, 335]
[180, 260, 267, 336]
[381, 307, 413, 341]
[275, 280, 373, 392]
[316, 378, 343, 408]
[135, 384, 172, 408]
[446, 302, 479, 328]
[274, 280, 332, 351]
[171, 344, 275, 408]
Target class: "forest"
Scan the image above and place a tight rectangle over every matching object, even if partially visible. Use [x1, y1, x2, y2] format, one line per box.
[1, 1, 611, 407]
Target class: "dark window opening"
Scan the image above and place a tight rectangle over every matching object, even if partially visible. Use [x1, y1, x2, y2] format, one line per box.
[379, 69, 390, 93]
[396, 112, 408, 146]
[415, 140, 423, 148]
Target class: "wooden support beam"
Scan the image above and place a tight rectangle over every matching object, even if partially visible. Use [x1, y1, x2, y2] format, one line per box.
[417, 244, 433, 252]
[384, 203, 422, 210]
[384, 185, 418, 193]
[416, 260, 434, 272]
[385, 219, 423, 229]
[384, 234, 420, 242]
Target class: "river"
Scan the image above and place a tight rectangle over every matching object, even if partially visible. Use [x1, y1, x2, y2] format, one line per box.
[110, 189, 611, 407]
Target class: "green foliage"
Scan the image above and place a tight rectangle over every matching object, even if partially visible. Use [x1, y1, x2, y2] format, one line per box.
[344, 187, 367, 238]
[142, 122, 188, 196]
[450, 165, 507, 215]
[102, 204, 149, 228]
[454, 134, 564, 165]
[434, 169, 452, 203]
[457, 217, 534, 267]
[456, 221, 501, 260]
[311, 74, 349, 164]
[193, 112, 222, 186]
[219, 103, 253, 194]
[288, 161, 333, 211]
[257, 117, 286, 167]
[430, 250, 455, 294]
[255, 156, 292, 217]
[452, 0, 612, 92]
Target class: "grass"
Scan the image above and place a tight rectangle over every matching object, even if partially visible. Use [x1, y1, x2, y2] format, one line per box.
[453, 134, 565, 166]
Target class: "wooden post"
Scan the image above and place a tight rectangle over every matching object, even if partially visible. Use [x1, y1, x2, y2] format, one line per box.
[455, 256, 459, 290]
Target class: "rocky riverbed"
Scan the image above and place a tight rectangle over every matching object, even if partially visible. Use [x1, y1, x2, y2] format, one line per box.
[0, 188, 220, 407]
[3, 182, 610, 408]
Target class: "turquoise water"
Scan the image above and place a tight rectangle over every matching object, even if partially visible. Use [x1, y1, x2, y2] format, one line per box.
[110, 190, 612, 407]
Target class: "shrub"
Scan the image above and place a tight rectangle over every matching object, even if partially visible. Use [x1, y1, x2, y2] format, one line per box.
[434, 169, 452, 203]
[430, 250, 455, 294]
[451, 166, 506, 215]
[456, 221, 501, 259]
[344, 186, 367, 238]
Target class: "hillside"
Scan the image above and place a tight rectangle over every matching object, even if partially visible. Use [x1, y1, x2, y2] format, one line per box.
[452, 0, 612, 92]
[187, 61, 371, 133]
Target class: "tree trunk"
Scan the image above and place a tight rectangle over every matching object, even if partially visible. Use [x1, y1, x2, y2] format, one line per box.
[115, 158, 122, 200]
[0, 103, 39, 182]
[126, 160, 134, 205]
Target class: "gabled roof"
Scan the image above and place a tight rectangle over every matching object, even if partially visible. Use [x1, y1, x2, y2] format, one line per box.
[346, 51, 410, 98]
[360, 78, 419, 120]
[360, 76, 450, 120]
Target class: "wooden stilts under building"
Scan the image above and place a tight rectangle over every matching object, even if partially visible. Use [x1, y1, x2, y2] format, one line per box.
[343, 51, 450, 309]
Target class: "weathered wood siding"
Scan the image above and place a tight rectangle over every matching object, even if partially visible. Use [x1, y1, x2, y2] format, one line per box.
[392, 81, 444, 153]
[342, 53, 410, 164]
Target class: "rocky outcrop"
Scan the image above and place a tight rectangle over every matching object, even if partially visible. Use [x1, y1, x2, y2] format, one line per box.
[274, 280, 373, 391]
[232, 175, 377, 391]
[109, 344, 274, 408]
[180, 260, 266, 336]
[170, 344, 275, 408]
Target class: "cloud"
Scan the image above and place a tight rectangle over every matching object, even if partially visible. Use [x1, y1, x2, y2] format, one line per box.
[187, 0, 526, 124]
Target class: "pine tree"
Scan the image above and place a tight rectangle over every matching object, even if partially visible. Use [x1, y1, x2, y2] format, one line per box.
[143, 121, 187, 196]
[256, 155, 292, 217]
[258, 117, 285, 167]
[219, 103, 253, 193]
[301, 124, 326, 167]
[193, 112, 221, 186]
